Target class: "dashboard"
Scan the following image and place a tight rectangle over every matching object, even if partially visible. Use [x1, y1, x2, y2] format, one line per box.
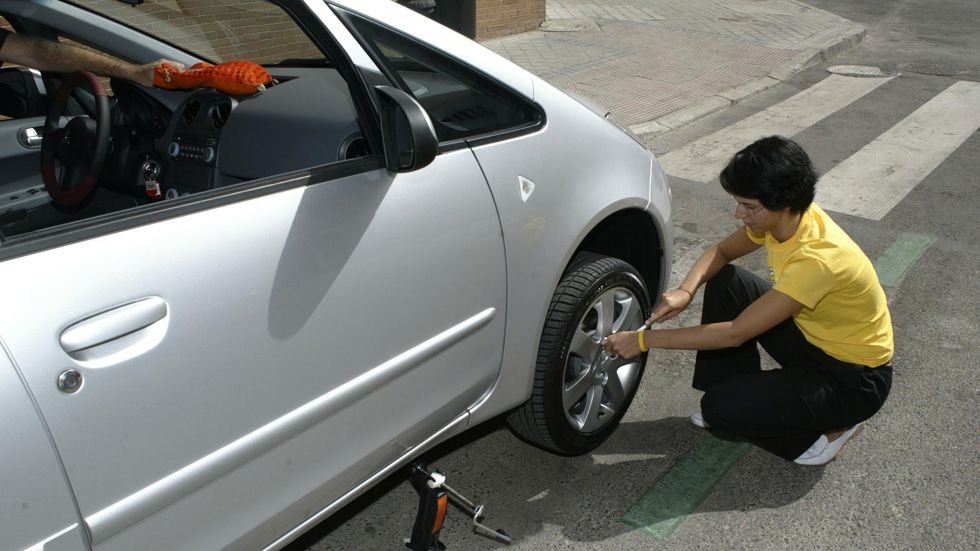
[105, 67, 369, 201]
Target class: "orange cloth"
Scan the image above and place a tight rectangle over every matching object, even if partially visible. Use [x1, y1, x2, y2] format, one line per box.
[153, 61, 272, 95]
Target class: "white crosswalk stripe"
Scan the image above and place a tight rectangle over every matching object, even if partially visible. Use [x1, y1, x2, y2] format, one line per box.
[659, 75, 980, 221]
[815, 80, 980, 220]
[659, 74, 893, 183]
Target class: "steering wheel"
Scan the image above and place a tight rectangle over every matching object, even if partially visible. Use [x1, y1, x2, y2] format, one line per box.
[40, 71, 111, 207]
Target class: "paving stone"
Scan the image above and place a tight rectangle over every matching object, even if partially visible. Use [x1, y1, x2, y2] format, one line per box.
[481, 0, 863, 131]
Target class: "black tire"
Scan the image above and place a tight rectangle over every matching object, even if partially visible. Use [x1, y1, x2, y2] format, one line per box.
[508, 253, 651, 455]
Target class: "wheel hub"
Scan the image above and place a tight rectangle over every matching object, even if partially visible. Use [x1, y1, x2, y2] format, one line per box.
[591, 351, 614, 383]
[561, 284, 646, 433]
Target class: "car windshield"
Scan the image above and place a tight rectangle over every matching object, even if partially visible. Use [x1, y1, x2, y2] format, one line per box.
[68, 0, 324, 65]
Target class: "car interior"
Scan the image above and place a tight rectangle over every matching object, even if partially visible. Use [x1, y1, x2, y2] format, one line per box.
[0, 6, 372, 242]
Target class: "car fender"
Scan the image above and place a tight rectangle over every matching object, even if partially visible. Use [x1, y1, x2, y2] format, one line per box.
[466, 78, 673, 425]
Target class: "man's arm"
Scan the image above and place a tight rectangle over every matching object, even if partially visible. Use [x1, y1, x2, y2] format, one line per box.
[0, 32, 167, 86]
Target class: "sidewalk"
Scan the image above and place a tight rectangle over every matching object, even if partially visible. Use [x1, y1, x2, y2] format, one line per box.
[479, 0, 864, 136]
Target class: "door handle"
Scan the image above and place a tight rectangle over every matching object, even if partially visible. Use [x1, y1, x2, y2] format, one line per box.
[19, 127, 43, 148]
[60, 297, 168, 354]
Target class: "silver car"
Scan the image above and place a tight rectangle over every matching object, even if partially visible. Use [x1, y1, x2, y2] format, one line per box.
[0, 1, 672, 549]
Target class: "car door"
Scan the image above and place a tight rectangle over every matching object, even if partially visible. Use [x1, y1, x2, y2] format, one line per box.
[0, 147, 506, 551]
[0, 348, 87, 551]
[0, 10, 506, 551]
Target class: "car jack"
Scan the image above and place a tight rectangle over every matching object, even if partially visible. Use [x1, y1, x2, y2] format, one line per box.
[405, 461, 513, 550]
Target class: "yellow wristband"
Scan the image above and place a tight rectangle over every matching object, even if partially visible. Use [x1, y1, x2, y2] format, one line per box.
[637, 330, 648, 353]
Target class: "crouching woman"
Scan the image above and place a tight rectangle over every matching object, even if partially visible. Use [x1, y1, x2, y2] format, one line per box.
[603, 135, 892, 465]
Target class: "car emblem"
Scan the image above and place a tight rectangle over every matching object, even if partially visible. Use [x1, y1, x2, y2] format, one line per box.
[518, 176, 535, 203]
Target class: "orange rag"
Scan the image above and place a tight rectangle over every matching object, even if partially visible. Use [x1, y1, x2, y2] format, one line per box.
[154, 61, 273, 95]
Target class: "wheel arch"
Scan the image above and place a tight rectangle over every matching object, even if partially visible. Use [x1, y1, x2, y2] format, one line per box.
[573, 208, 667, 300]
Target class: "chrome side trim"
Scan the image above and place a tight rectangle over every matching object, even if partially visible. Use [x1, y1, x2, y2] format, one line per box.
[85, 308, 497, 544]
[25, 524, 80, 551]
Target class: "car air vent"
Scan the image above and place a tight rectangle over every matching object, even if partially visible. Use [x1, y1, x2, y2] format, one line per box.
[182, 100, 201, 125]
[210, 100, 234, 129]
[340, 136, 371, 160]
[441, 105, 494, 124]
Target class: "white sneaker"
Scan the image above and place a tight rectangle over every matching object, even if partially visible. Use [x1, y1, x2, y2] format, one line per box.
[794, 423, 865, 466]
[690, 411, 711, 429]
[795, 435, 829, 461]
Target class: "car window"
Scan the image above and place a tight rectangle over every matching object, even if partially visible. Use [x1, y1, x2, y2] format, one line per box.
[342, 12, 541, 142]
[0, 2, 375, 251]
[69, 0, 324, 65]
[0, 17, 46, 120]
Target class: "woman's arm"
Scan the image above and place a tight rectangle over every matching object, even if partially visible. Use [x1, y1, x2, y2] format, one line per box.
[604, 289, 803, 358]
[678, 227, 760, 297]
[646, 227, 761, 324]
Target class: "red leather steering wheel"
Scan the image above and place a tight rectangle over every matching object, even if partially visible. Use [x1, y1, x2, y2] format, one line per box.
[40, 71, 111, 207]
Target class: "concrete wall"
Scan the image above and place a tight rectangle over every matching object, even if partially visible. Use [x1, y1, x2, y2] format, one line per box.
[476, 0, 545, 39]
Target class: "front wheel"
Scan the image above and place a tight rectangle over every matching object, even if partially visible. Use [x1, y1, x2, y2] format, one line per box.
[508, 254, 651, 455]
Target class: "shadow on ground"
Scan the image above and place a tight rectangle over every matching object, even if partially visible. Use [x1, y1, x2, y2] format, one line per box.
[286, 414, 825, 549]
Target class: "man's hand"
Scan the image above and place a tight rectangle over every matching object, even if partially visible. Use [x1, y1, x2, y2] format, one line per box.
[601, 331, 643, 359]
[645, 288, 694, 325]
[134, 59, 185, 87]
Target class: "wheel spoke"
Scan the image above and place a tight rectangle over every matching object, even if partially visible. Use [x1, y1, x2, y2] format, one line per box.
[569, 326, 598, 359]
[563, 371, 594, 411]
[598, 401, 617, 420]
[580, 387, 605, 432]
[613, 294, 644, 333]
[596, 292, 616, 337]
[604, 368, 626, 407]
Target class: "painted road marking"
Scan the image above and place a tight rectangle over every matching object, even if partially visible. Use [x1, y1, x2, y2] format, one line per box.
[816, 80, 980, 220]
[874, 232, 936, 287]
[622, 435, 751, 538]
[659, 75, 893, 183]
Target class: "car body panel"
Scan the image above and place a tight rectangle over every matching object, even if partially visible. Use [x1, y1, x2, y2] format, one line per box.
[0, 343, 86, 551]
[0, 151, 505, 548]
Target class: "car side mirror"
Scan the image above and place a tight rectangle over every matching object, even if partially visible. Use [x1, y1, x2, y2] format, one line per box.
[375, 85, 438, 173]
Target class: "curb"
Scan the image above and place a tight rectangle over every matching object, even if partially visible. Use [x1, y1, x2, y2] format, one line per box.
[628, 22, 866, 138]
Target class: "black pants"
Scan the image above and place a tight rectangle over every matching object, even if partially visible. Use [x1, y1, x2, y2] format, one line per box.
[694, 265, 892, 460]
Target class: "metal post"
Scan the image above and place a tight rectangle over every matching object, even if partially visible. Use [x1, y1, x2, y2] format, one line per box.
[436, 0, 476, 39]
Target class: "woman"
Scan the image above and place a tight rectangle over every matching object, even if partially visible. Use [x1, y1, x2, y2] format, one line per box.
[602, 135, 893, 465]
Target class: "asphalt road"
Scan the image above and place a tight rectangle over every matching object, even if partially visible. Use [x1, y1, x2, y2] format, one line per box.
[294, 1, 979, 549]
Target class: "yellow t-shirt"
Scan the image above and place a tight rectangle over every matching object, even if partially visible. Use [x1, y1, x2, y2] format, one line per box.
[747, 203, 893, 367]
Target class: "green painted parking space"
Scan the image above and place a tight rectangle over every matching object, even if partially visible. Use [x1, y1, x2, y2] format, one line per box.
[622, 435, 751, 538]
[873, 232, 936, 287]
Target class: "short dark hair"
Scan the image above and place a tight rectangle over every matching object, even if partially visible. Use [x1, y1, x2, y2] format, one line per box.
[718, 136, 817, 214]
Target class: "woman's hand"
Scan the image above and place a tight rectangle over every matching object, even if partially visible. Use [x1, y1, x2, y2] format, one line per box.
[601, 331, 643, 359]
[645, 288, 694, 325]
